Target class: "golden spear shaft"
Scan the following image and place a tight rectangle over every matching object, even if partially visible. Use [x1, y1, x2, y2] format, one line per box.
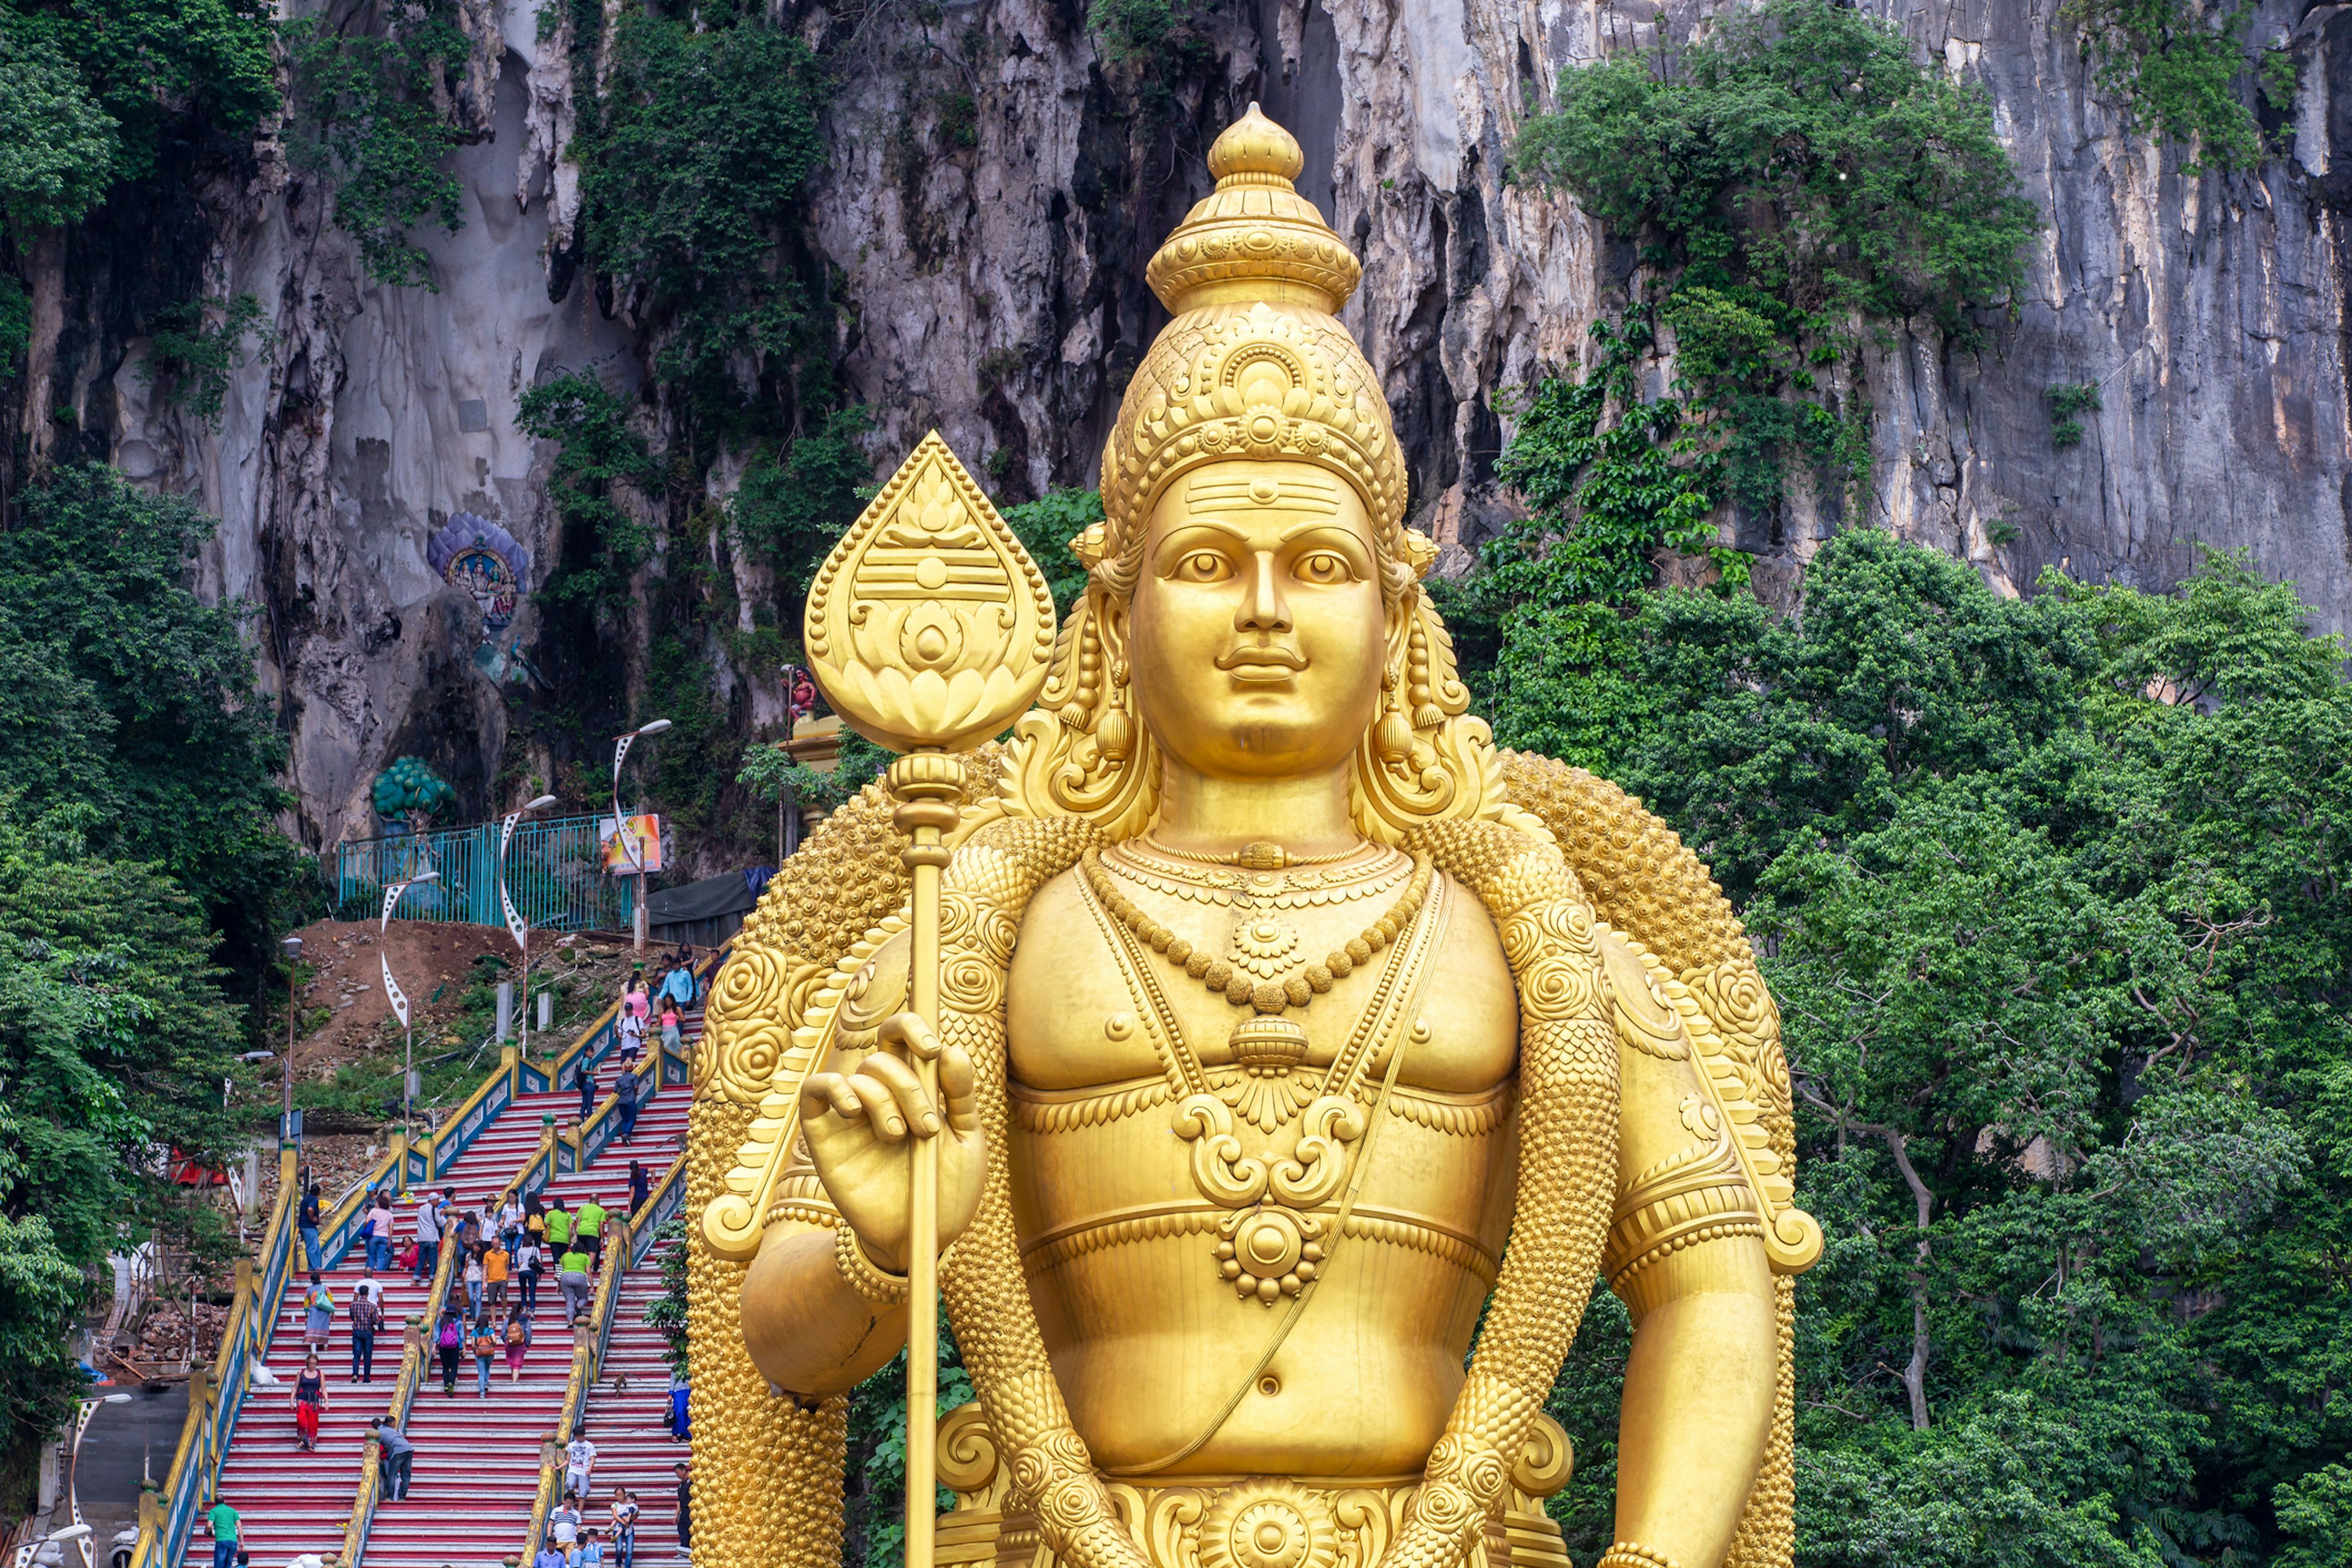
[891, 752, 963, 1568]
[800, 432, 1057, 1568]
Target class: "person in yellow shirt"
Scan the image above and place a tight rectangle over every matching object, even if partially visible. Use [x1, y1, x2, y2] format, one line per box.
[483, 1238, 511, 1307]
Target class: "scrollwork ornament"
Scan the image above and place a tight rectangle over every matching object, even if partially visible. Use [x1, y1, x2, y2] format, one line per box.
[1177, 1094, 1272, 1207]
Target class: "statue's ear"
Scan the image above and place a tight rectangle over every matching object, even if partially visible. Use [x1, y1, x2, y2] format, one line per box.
[1093, 582, 1131, 672]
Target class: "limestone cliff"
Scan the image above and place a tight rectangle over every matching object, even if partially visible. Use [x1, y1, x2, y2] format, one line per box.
[9, 0, 2348, 853]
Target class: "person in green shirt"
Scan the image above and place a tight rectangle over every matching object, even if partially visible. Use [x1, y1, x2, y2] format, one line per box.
[545, 1200, 573, 1249]
[206, 1498, 239, 1568]
[558, 1245, 594, 1326]
[575, 1199, 607, 1267]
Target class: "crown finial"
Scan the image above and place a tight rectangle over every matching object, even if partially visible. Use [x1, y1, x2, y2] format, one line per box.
[1143, 104, 1359, 315]
[1207, 102, 1305, 186]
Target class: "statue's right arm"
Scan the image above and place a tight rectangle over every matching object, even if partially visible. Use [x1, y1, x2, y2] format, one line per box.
[739, 1012, 987, 1400]
[740, 1198, 908, 1399]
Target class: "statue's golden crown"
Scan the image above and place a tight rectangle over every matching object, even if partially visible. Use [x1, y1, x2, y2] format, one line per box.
[1091, 105, 1414, 590]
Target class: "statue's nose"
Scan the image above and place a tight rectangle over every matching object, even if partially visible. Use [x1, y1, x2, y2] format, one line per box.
[1235, 551, 1292, 632]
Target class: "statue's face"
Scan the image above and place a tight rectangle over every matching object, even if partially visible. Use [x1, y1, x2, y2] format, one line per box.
[1120, 459, 1390, 781]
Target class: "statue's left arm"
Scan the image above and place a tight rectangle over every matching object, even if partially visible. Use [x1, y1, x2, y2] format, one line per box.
[1595, 933, 1780, 1568]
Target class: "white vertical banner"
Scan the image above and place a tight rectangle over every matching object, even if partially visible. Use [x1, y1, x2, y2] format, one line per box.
[380, 878, 412, 1027]
[499, 810, 530, 955]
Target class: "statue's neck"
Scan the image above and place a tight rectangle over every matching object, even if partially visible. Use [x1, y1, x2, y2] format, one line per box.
[1148, 758, 1362, 858]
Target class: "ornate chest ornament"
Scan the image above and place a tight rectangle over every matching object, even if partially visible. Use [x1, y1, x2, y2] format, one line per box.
[1080, 852, 1452, 1303]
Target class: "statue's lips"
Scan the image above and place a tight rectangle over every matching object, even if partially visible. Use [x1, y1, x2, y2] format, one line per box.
[1216, 646, 1308, 683]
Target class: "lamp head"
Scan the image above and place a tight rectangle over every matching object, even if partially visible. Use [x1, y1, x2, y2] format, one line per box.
[283, 935, 303, 957]
[633, 720, 673, 738]
[526, 794, 559, 811]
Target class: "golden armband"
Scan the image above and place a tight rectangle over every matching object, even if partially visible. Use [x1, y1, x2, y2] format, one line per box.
[1602, 1136, 1767, 1322]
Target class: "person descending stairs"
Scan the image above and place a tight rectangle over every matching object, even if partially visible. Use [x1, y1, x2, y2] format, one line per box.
[187, 981, 707, 1568]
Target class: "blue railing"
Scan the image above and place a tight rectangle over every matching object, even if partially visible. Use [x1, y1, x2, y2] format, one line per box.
[329, 815, 646, 930]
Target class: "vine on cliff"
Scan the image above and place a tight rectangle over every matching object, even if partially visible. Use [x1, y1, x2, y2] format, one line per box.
[1513, 0, 2036, 517]
[2063, 0, 2294, 172]
[1511, 0, 2033, 565]
[281, 0, 474, 290]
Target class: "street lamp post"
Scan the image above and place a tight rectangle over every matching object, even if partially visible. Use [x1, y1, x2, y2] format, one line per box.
[499, 794, 560, 1060]
[62, 1395, 129, 1568]
[280, 935, 303, 1152]
[379, 869, 440, 1141]
[611, 720, 671, 954]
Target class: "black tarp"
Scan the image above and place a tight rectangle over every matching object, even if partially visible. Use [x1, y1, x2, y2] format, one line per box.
[645, 868, 772, 946]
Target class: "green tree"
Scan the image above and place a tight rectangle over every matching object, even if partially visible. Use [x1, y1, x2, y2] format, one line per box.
[0, 466, 306, 1007]
[1491, 538, 2352, 1566]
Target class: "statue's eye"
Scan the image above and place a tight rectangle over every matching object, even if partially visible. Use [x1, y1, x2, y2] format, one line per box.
[1294, 552, 1351, 586]
[1173, 551, 1232, 582]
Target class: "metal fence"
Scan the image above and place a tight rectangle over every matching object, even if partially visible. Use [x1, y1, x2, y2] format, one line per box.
[329, 814, 646, 930]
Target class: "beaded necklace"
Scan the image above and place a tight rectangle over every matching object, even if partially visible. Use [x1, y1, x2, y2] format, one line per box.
[1077, 844, 1435, 1062]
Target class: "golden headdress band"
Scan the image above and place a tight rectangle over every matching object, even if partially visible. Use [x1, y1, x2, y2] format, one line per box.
[1091, 105, 1413, 592]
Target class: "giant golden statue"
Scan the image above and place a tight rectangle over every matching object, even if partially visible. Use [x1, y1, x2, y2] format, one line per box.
[687, 107, 1820, 1568]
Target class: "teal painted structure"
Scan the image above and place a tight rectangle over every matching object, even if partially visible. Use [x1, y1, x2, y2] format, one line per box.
[329, 813, 646, 931]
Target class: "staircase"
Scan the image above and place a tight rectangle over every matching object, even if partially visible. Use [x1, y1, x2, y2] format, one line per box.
[564, 1259, 693, 1559]
[188, 997, 703, 1568]
[364, 1088, 691, 1568]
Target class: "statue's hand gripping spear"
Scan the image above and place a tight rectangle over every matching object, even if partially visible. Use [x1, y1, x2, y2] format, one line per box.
[800, 432, 1058, 1567]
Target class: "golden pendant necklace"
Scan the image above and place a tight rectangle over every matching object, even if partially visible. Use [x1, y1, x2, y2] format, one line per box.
[1079, 846, 1434, 1068]
[1076, 858, 1451, 1303]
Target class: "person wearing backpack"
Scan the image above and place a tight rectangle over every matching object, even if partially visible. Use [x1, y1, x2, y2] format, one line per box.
[301, 1273, 335, 1355]
[503, 1308, 532, 1383]
[434, 1309, 464, 1395]
[472, 1313, 499, 1397]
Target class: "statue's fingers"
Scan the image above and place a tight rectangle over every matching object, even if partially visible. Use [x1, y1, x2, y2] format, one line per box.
[848, 1074, 908, 1141]
[859, 1052, 939, 1137]
[801, 1072, 863, 1125]
[938, 1047, 978, 1135]
[878, 1011, 943, 1063]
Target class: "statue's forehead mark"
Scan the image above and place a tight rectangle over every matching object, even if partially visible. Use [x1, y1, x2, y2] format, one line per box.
[1186, 472, 1341, 513]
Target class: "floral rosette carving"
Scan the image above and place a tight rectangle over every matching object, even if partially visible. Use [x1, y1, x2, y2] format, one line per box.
[1197, 1481, 1338, 1568]
[1501, 898, 1604, 1022]
[704, 948, 794, 1104]
[1690, 959, 1788, 1105]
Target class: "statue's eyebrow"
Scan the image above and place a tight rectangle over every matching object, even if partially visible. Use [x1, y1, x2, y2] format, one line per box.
[1153, 520, 1253, 569]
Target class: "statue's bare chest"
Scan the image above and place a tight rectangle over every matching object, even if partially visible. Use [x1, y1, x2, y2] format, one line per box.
[1006, 860, 1519, 1095]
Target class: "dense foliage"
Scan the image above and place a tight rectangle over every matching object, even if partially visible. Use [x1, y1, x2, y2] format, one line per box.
[1477, 536, 2352, 1568]
[2063, 0, 2296, 172]
[0, 467, 298, 1502]
[281, 0, 473, 290]
[1513, 1, 2036, 530]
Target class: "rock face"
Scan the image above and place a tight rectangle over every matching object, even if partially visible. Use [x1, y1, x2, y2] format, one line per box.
[10, 0, 2349, 850]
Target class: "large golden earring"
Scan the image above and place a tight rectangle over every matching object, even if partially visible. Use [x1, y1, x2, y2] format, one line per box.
[1098, 660, 1135, 763]
[1375, 668, 1412, 764]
